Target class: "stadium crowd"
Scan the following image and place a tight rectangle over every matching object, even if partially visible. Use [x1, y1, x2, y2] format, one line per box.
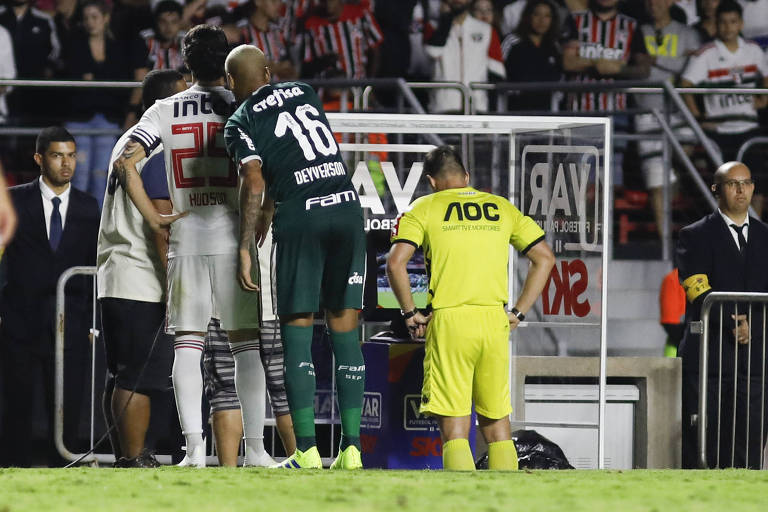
[1, 0, 768, 469]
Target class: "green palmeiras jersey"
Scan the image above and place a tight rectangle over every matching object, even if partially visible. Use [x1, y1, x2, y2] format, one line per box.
[225, 82, 355, 208]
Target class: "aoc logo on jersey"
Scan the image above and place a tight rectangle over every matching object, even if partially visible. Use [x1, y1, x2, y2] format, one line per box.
[443, 201, 500, 222]
[348, 272, 364, 285]
[252, 86, 304, 113]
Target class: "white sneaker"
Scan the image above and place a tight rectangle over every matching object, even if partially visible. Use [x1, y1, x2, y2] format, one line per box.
[177, 444, 206, 468]
[243, 450, 277, 467]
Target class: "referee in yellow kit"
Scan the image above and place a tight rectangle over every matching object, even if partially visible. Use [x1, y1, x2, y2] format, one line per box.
[386, 146, 555, 471]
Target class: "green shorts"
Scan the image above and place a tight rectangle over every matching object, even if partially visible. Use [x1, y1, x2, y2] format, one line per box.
[273, 199, 366, 316]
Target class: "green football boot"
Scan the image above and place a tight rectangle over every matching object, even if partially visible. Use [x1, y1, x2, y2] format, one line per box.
[330, 445, 363, 470]
[271, 446, 322, 469]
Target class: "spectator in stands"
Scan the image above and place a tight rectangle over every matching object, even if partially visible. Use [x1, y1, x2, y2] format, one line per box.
[373, 0, 417, 104]
[501, 0, 564, 112]
[635, 0, 700, 240]
[408, 0, 441, 82]
[0, 0, 61, 125]
[64, 0, 134, 209]
[237, 0, 297, 80]
[471, 0, 498, 29]
[693, 0, 719, 42]
[0, 127, 99, 467]
[681, 0, 768, 215]
[125, 1, 188, 128]
[500, 0, 575, 38]
[301, 0, 383, 80]
[562, 0, 651, 186]
[562, 0, 651, 112]
[0, 24, 15, 125]
[677, 161, 768, 468]
[737, 0, 768, 48]
[425, 0, 506, 113]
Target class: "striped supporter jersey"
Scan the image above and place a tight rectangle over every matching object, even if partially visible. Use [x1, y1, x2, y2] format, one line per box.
[129, 85, 239, 258]
[139, 28, 186, 72]
[237, 19, 290, 68]
[567, 10, 645, 111]
[302, 2, 383, 79]
[681, 37, 768, 134]
[391, 187, 544, 310]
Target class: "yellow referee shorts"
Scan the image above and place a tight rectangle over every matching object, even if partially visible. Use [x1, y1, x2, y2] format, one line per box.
[420, 305, 512, 419]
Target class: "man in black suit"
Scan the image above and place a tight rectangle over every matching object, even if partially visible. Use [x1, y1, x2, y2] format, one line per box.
[677, 161, 768, 469]
[0, 127, 99, 466]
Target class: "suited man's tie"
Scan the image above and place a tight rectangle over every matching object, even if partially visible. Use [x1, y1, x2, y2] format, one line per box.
[50, 197, 62, 251]
[730, 223, 747, 254]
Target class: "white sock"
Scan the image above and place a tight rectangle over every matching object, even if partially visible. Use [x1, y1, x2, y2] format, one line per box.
[231, 341, 267, 457]
[172, 335, 205, 449]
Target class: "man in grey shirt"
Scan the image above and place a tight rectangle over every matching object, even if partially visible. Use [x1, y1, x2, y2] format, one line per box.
[635, 0, 701, 239]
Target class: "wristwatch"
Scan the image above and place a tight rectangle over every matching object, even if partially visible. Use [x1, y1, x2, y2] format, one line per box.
[401, 308, 418, 320]
[509, 307, 525, 322]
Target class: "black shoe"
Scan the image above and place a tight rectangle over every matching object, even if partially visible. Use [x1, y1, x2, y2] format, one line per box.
[136, 450, 161, 468]
[113, 450, 161, 468]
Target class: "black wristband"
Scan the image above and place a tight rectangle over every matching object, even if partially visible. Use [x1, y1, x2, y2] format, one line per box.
[509, 307, 525, 321]
[401, 308, 418, 320]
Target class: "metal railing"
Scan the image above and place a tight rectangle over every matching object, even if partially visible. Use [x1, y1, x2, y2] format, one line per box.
[693, 292, 768, 469]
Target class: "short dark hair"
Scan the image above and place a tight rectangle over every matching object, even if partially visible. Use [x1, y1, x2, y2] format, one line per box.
[36, 126, 75, 154]
[154, 0, 183, 18]
[142, 69, 184, 109]
[182, 24, 228, 81]
[423, 145, 466, 178]
[716, 0, 742, 19]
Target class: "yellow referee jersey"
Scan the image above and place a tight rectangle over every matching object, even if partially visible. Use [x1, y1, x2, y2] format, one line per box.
[391, 187, 544, 310]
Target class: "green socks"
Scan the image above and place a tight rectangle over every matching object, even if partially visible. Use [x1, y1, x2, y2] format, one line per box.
[282, 324, 316, 451]
[330, 328, 365, 451]
[442, 439, 475, 471]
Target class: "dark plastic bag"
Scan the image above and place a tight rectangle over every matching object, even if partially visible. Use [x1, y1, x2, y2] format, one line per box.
[475, 429, 574, 470]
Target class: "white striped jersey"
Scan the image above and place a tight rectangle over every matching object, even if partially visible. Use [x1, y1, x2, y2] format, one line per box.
[567, 10, 645, 111]
[302, 2, 383, 79]
[139, 28, 187, 72]
[129, 85, 239, 258]
[682, 37, 768, 134]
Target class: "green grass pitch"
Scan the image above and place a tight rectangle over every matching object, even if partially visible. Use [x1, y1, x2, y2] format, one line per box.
[1, 468, 767, 511]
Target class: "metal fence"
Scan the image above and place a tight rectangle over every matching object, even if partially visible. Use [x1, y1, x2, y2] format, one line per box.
[694, 292, 768, 469]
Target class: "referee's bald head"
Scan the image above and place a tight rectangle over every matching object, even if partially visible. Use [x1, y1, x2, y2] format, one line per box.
[423, 145, 467, 180]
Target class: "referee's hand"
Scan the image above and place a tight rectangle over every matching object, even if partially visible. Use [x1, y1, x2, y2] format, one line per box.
[508, 312, 522, 331]
[406, 311, 431, 340]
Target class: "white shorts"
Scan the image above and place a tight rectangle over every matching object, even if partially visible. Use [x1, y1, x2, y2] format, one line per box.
[166, 254, 261, 334]
[634, 112, 693, 189]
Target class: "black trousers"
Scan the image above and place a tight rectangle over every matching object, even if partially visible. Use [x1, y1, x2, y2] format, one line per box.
[682, 365, 768, 469]
[0, 336, 89, 467]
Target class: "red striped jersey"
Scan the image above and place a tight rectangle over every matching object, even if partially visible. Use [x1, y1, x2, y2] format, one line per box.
[302, 3, 383, 79]
[567, 10, 645, 111]
[237, 19, 290, 69]
[682, 37, 768, 134]
[139, 28, 187, 72]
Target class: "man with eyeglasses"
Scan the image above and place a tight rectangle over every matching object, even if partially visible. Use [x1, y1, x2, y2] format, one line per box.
[677, 161, 768, 468]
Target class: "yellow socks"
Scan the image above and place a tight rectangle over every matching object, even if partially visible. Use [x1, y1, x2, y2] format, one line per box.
[488, 440, 518, 470]
[442, 439, 475, 471]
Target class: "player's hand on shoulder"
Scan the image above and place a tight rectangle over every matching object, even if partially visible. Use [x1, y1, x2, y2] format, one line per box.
[149, 210, 188, 234]
[238, 248, 260, 292]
